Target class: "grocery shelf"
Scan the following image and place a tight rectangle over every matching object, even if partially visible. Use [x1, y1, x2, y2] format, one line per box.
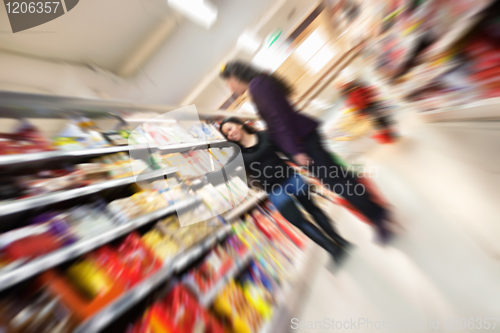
[421, 1, 490, 61]
[0, 196, 200, 292]
[0, 167, 178, 217]
[73, 193, 265, 333]
[0, 140, 229, 167]
[0, 145, 150, 167]
[419, 98, 500, 122]
[0, 90, 257, 120]
[397, 61, 459, 99]
[73, 227, 233, 333]
[258, 242, 316, 333]
[196, 251, 253, 307]
[157, 139, 228, 152]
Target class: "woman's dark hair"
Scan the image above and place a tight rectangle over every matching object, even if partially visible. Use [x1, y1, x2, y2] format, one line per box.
[219, 117, 256, 141]
[220, 61, 294, 97]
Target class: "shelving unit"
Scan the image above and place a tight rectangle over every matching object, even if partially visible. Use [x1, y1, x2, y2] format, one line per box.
[0, 196, 200, 291]
[0, 87, 270, 332]
[417, 97, 500, 122]
[0, 90, 257, 120]
[362, 0, 495, 118]
[0, 167, 178, 217]
[72, 192, 267, 333]
[196, 250, 254, 307]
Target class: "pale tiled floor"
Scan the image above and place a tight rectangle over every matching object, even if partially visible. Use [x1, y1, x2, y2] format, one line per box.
[284, 111, 500, 333]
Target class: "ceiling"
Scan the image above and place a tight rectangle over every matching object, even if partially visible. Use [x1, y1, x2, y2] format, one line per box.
[113, 0, 289, 105]
[0, 0, 176, 73]
[0, 0, 320, 107]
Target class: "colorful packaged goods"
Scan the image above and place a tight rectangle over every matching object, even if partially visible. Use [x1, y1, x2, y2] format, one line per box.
[90, 246, 143, 288]
[158, 285, 225, 333]
[66, 259, 115, 299]
[183, 245, 234, 295]
[142, 228, 182, 263]
[55, 118, 109, 150]
[0, 120, 54, 155]
[115, 233, 162, 280]
[213, 280, 264, 333]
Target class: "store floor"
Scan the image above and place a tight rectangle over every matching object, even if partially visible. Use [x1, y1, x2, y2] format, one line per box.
[283, 112, 500, 333]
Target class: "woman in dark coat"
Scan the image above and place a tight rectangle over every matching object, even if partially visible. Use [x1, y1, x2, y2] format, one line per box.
[220, 61, 392, 243]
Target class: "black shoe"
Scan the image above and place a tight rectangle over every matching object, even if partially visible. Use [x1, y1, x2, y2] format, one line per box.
[330, 245, 349, 265]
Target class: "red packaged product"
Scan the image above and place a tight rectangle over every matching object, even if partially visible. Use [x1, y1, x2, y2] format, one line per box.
[163, 285, 225, 333]
[470, 67, 500, 82]
[0, 120, 54, 155]
[3, 233, 62, 260]
[189, 247, 234, 293]
[90, 246, 142, 288]
[116, 233, 162, 280]
[250, 209, 290, 246]
[146, 304, 179, 333]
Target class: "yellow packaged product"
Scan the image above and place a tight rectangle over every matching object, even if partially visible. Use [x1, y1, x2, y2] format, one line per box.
[66, 260, 113, 299]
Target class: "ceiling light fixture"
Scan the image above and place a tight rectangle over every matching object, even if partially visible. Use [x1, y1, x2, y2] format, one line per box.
[237, 31, 262, 54]
[167, 0, 218, 30]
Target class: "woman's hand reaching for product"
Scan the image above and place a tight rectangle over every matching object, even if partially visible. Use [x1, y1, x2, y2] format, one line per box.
[293, 153, 312, 167]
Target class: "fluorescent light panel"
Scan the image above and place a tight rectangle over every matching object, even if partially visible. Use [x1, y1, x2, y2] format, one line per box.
[168, 0, 217, 30]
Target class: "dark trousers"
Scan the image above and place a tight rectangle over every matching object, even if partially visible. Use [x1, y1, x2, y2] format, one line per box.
[268, 174, 344, 255]
[299, 130, 386, 223]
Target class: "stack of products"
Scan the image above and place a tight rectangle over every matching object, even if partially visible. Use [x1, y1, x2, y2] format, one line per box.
[0, 211, 227, 328]
[0, 117, 225, 156]
[127, 205, 306, 333]
[54, 118, 113, 150]
[183, 242, 241, 298]
[0, 120, 54, 155]
[189, 122, 225, 141]
[0, 153, 155, 203]
[178, 177, 250, 226]
[0, 189, 306, 332]
[0, 202, 115, 270]
[406, 10, 500, 110]
[35, 232, 161, 323]
[0, 174, 250, 274]
[130, 121, 224, 148]
[370, 0, 489, 81]
[143, 214, 220, 262]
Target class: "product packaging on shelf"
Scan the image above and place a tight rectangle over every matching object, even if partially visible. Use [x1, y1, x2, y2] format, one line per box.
[0, 120, 54, 155]
[213, 279, 263, 333]
[0, 287, 75, 333]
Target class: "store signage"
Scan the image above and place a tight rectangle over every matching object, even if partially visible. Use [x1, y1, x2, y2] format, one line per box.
[266, 29, 282, 48]
[2, 0, 79, 33]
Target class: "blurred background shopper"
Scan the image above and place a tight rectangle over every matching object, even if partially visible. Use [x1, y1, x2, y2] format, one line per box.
[219, 117, 350, 263]
[339, 79, 398, 142]
[220, 62, 393, 243]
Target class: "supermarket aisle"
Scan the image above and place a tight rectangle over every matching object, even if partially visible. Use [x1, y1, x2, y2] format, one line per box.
[286, 111, 500, 333]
